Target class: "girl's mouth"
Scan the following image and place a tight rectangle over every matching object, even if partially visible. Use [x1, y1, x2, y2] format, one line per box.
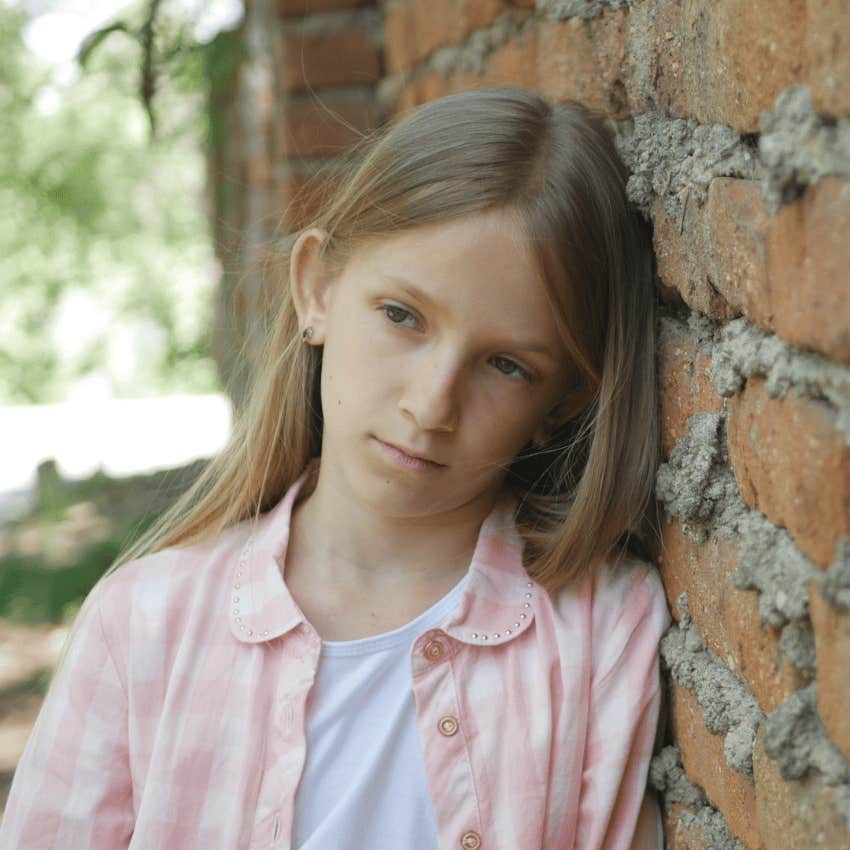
[372, 437, 444, 471]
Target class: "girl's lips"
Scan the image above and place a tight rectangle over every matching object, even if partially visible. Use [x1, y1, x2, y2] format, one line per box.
[373, 437, 444, 471]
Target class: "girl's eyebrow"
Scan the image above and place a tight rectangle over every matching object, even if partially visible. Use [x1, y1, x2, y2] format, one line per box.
[380, 274, 445, 311]
[380, 273, 560, 362]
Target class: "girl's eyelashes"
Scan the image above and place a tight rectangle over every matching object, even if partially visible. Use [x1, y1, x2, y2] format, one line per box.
[377, 303, 536, 383]
[380, 303, 418, 329]
[491, 356, 534, 382]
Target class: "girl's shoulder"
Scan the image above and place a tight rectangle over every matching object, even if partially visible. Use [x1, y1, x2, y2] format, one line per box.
[547, 553, 671, 677]
[550, 552, 667, 617]
[591, 553, 667, 614]
[587, 555, 671, 678]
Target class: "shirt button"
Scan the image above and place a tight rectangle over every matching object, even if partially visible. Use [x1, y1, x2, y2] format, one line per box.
[423, 639, 445, 661]
[438, 715, 459, 736]
[460, 831, 481, 849]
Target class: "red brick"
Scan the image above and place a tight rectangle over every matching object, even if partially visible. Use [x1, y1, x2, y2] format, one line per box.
[753, 725, 849, 850]
[657, 320, 724, 461]
[645, 0, 805, 133]
[457, 27, 539, 91]
[536, 15, 629, 119]
[280, 28, 381, 91]
[652, 194, 738, 321]
[659, 519, 810, 714]
[703, 178, 774, 331]
[664, 801, 713, 850]
[808, 578, 850, 761]
[653, 177, 850, 363]
[277, 0, 374, 16]
[384, 0, 519, 74]
[671, 684, 763, 849]
[770, 178, 850, 364]
[726, 377, 850, 569]
[807, 0, 850, 118]
[383, 0, 418, 75]
[276, 92, 380, 157]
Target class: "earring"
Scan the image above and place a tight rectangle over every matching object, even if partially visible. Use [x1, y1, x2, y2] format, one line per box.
[302, 326, 314, 342]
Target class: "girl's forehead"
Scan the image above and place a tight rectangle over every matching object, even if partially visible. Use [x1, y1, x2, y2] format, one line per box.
[353, 212, 545, 300]
[346, 218, 565, 360]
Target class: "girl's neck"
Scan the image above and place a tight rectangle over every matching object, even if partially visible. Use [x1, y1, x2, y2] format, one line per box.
[284, 458, 498, 597]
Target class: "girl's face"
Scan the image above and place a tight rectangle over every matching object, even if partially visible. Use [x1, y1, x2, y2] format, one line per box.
[291, 208, 574, 517]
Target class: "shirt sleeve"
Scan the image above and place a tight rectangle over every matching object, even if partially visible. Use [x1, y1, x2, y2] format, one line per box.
[0, 575, 134, 849]
[574, 561, 671, 850]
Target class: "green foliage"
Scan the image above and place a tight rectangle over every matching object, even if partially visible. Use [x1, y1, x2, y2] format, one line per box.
[0, 4, 222, 404]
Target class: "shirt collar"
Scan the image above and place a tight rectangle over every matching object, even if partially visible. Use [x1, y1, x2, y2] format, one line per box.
[228, 458, 537, 647]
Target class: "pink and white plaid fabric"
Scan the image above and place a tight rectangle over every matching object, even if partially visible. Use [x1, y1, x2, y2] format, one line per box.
[0, 462, 670, 849]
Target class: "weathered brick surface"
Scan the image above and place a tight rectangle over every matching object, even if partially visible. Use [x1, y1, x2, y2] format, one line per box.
[703, 178, 773, 331]
[753, 724, 849, 850]
[653, 178, 850, 364]
[659, 520, 810, 714]
[651, 193, 738, 322]
[626, 0, 846, 131]
[668, 0, 803, 132]
[657, 319, 723, 462]
[279, 28, 381, 91]
[275, 91, 380, 157]
[726, 376, 850, 569]
[472, 28, 539, 90]
[386, 0, 850, 125]
[671, 684, 762, 849]
[536, 16, 629, 118]
[808, 578, 850, 761]
[663, 801, 711, 850]
[770, 177, 850, 364]
[807, 0, 850, 117]
[384, 0, 521, 74]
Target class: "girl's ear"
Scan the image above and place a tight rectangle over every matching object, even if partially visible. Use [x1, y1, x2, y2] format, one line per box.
[289, 227, 337, 345]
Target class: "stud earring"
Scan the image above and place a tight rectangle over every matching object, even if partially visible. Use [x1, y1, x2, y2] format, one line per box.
[302, 326, 314, 341]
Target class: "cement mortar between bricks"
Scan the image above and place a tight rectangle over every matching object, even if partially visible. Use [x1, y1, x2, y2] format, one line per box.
[376, 11, 534, 109]
[708, 317, 850, 444]
[662, 594, 764, 777]
[654, 400, 822, 633]
[536, 0, 638, 20]
[614, 85, 850, 224]
[822, 545, 850, 610]
[660, 599, 850, 831]
[649, 745, 746, 850]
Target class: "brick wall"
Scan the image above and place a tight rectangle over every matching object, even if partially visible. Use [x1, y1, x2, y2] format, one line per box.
[212, 2, 850, 846]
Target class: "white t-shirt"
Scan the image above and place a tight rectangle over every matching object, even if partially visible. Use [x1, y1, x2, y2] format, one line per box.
[291, 570, 470, 850]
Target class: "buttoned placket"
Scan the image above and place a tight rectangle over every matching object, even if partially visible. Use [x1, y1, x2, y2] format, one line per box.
[410, 576, 536, 850]
[230, 466, 538, 850]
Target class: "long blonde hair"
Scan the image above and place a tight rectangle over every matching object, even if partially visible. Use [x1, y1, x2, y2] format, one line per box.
[90, 87, 659, 608]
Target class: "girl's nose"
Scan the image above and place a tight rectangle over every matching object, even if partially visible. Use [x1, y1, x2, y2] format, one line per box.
[398, 353, 461, 433]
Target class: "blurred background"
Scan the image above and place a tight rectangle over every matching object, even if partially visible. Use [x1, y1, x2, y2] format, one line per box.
[0, 0, 243, 810]
[2, 0, 849, 842]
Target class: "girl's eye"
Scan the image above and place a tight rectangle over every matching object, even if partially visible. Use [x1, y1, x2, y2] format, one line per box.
[491, 356, 534, 383]
[379, 303, 418, 328]
[378, 304, 534, 383]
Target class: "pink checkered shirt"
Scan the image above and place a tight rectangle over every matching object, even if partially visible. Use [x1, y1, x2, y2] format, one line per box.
[0, 464, 670, 849]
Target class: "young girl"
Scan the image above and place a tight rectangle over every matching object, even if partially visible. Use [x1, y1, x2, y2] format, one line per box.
[1, 87, 670, 850]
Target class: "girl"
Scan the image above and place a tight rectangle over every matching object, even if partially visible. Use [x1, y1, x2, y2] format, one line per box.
[0, 87, 671, 849]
